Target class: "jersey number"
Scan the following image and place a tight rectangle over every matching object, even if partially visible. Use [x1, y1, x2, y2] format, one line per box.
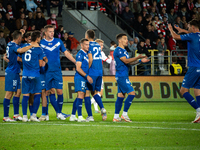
[24, 50, 32, 61]
[93, 47, 101, 60]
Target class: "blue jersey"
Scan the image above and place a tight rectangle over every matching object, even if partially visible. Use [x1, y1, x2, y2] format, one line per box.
[88, 41, 103, 76]
[40, 38, 66, 72]
[114, 46, 129, 77]
[21, 43, 44, 77]
[75, 49, 89, 79]
[180, 33, 200, 67]
[5, 41, 21, 74]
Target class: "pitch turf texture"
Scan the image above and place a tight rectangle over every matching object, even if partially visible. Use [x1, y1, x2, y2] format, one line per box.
[0, 102, 200, 150]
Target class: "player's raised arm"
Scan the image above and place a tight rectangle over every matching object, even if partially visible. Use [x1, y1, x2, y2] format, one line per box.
[17, 42, 40, 53]
[120, 54, 147, 64]
[174, 24, 189, 34]
[168, 24, 181, 40]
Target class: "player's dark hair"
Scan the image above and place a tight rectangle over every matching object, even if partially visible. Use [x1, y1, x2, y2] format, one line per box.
[31, 31, 41, 42]
[116, 33, 127, 42]
[13, 30, 22, 40]
[86, 29, 95, 39]
[172, 57, 177, 62]
[24, 32, 32, 38]
[188, 19, 200, 29]
[80, 38, 89, 43]
[110, 41, 116, 45]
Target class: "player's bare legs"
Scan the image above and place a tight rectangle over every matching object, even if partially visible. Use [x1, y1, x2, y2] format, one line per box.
[39, 89, 48, 121]
[180, 87, 200, 123]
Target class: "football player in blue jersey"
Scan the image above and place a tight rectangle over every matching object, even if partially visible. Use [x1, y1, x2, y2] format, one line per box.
[69, 38, 93, 122]
[113, 33, 149, 122]
[90, 39, 112, 113]
[20, 31, 44, 122]
[85, 29, 107, 121]
[40, 25, 76, 120]
[169, 20, 200, 123]
[3, 30, 39, 122]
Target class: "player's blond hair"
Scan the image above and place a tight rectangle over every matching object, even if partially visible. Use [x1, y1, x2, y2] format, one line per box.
[95, 39, 104, 43]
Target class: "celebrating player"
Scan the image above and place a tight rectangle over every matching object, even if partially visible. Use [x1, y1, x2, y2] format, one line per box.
[113, 33, 149, 122]
[20, 31, 44, 122]
[69, 38, 93, 122]
[85, 30, 107, 121]
[90, 39, 112, 113]
[3, 30, 38, 122]
[169, 20, 200, 123]
[40, 25, 76, 120]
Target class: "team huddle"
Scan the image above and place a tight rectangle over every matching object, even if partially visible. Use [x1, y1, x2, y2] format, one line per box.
[3, 19, 200, 123]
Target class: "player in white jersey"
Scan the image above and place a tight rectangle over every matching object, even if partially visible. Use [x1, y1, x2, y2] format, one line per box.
[90, 39, 112, 113]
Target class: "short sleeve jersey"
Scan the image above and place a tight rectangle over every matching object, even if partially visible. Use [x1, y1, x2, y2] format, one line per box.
[21, 43, 44, 77]
[114, 46, 129, 77]
[180, 33, 200, 67]
[40, 38, 66, 72]
[5, 41, 21, 74]
[88, 41, 103, 76]
[75, 50, 89, 79]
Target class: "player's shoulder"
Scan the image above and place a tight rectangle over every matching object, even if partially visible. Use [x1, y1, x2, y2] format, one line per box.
[90, 41, 100, 47]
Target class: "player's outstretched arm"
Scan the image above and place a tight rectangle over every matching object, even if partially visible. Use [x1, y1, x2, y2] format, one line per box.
[88, 53, 93, 68]
[174, 25, 189, 34]
[64, 50, 76, 64]
[168, 24, 181, 40]
[76, 62, 93, 84]
[17, 42, 40, 53]
[120, 54, 147, 64]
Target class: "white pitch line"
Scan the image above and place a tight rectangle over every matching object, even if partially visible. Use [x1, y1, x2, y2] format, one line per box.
[98, 121, 194, 125]
[1, 123, 200, 131]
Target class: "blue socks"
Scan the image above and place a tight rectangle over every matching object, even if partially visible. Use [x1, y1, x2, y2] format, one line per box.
[22, 96, 29, 116]
[124, 95, 135, 112]
[29, 105, 33, 115]
[93, 94, 104, 109]
[3, 98, 10, 117]
[115, 97, 124, 114]
[49, 94, 60, 113]
[72, 98, 77, 115]
[196, 95, 200, 106]
[57, 94, 63, 112]
[84, 97, 92, 116]
[33, 94, 41, 114]
[46, 96, 49, 115]
[13, 96, 20, 115]
[76, 98, 83, 116]
[42, 107, 47, 116]
[183, 92, 200, 109]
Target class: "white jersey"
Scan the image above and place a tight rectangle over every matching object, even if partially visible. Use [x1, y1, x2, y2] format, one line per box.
[101, 51, 112, 64]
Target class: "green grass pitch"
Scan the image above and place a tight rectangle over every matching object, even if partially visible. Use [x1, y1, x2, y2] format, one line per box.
[0, 102, 200, 150]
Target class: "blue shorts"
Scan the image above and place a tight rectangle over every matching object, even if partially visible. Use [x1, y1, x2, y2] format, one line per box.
[74, 77, 87, 93]
[22, 76, 42, 94]
[116, 76, 134, 94]
[87, 75, 102, 92]
[45, 70, 63, 90]
[182, 66, 200, 89]
[40, 73, 46, 90]
[5, 72, 21, 92]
